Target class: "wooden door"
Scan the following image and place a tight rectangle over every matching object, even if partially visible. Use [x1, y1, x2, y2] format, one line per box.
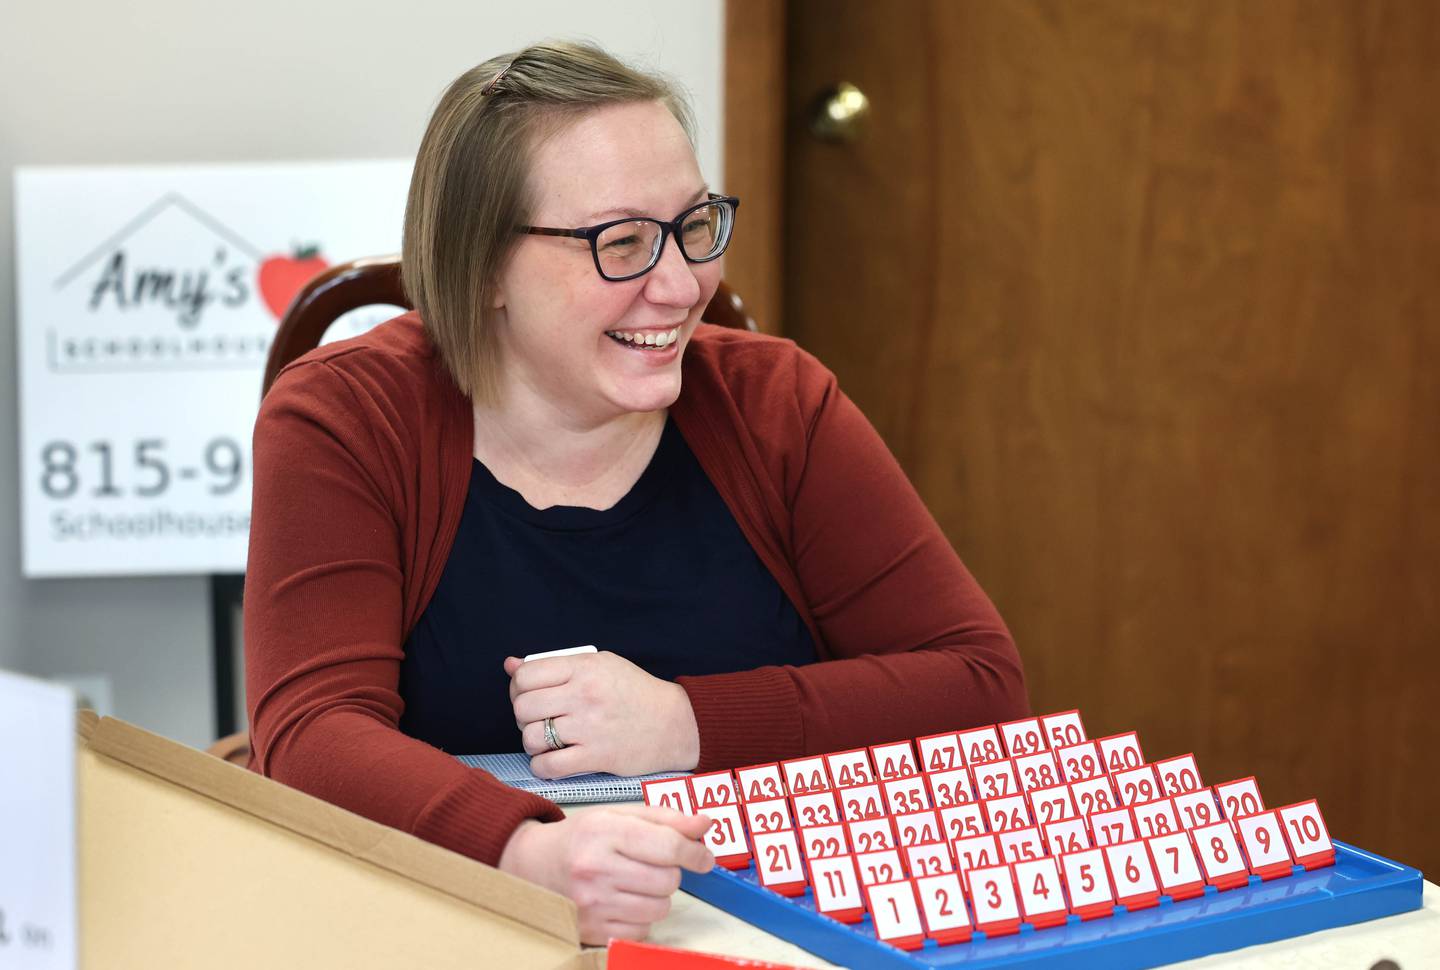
[739, 0, 1440, 875]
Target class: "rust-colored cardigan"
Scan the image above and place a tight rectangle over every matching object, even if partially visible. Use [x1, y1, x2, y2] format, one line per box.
[244, 314, 1027, 866]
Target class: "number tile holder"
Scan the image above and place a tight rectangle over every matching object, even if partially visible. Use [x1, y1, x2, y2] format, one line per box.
[680, 841, 1422, 969]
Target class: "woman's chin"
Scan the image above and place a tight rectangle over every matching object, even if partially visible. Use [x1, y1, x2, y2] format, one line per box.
[602, 373, 683, 416]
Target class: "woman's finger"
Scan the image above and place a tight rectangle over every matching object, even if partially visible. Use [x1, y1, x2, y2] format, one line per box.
[605, 856, 684, 899]
[584, 919, 652, 945]
[507, 657, 575, 700]
[613, 814, 715, 872]
[529, 743, 598, 779]
[511, 683, 574, 726]
[520, 714, 578, 757]
[595, 890, 672, 927]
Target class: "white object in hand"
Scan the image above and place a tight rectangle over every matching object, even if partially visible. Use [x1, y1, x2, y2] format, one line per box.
[523, 645, 598, 661]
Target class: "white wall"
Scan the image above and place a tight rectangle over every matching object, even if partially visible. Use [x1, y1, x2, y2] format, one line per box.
[0, 0, 724, 748]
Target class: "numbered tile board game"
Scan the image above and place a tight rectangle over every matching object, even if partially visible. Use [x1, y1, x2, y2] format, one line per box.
[648, 712, 1423, 970]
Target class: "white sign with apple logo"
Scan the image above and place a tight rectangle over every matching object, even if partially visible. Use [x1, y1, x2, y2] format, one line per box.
[14, 161, 410, 577]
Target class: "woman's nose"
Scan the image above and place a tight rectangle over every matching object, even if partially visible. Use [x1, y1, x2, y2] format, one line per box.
[642, 232, 702, 307]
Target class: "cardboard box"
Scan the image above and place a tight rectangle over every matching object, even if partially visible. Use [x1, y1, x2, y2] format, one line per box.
[77, 711, 602, 969]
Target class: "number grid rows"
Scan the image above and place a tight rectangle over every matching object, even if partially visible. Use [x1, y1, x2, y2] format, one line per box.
[647, 710, 1335, 950]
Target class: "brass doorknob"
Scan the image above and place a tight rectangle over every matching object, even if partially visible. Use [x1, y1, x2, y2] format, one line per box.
[810, 82, 871, 142]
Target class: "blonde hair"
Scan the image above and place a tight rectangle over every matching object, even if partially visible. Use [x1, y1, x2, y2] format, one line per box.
[402, 41, 696, 401]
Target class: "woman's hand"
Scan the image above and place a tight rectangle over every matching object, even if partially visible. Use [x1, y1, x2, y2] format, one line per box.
[505, 651, 701, 778]
[498, 805, 714, 944]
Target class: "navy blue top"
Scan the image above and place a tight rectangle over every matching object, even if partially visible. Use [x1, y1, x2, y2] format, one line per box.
[399, 416, 817, 754]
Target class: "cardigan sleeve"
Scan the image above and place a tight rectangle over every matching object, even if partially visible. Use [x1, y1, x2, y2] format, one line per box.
[244, 359, 563, 866]
[677, 353, 1029, 770]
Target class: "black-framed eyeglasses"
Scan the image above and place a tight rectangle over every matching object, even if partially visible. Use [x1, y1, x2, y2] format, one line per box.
[519, 193, 740, 282]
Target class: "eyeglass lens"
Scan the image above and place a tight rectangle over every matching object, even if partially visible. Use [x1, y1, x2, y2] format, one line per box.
[594, 200, 733, 280]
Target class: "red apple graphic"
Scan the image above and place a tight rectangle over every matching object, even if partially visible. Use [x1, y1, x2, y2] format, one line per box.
[258, 244, 330, 319]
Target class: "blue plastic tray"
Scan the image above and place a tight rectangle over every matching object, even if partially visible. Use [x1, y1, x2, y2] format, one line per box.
[680, 841, 1422, 969]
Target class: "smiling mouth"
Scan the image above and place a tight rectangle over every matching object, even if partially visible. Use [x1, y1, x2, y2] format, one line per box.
[604, 326, 681, 350]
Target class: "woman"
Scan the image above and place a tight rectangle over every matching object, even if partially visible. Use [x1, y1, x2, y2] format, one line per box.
[245, 42, 1027, 944]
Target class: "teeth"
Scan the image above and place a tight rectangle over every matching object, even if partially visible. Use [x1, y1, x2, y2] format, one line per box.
[605, 327, 680, 348]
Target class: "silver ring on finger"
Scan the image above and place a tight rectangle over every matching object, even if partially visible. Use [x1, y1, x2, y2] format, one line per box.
[543, 716, 567, 751]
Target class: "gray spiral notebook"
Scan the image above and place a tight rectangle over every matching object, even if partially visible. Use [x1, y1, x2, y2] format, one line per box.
[456, 751, 691, 804]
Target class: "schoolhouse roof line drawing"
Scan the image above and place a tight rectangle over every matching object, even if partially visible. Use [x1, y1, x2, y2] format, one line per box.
[54, 191, 265, 290]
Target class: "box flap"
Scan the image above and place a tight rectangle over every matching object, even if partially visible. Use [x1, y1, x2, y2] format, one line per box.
[78, 713, 579, 946]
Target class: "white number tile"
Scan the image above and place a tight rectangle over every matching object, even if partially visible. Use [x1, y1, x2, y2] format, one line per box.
[780, 756, 832, 796]
[870, 740, 920, 780]
[957, 725, 1007, 766]
[791, 790, 840, 828]
[883, 775, 932, 816]
[973, 759, 1021, 801]
[743, 797, 793, 835]
[905, 840, 955, 878]
[1096, 731, 1146, 774]
[1276, 800, 1335, 869]
[940, 803, 988, 843]
[687, 770, 739, 811]
[809, 854, 865, 922]
[846, 816, 897, 855]
[641, 778, 694, 815]
[1060, 847, 1116, 919]
[1172, 788, 1221, 830]
[1040, 710, 1088, 749]
[824, 747, 875, 789]
[925, 766, 976, 809]
[1070, 775, 1118, 817]
[855, 848, 906, 888]
[836, 783, 887, 822]
[703, 803, 751, 869]
[1027, 783, 1077, 827]
[1214, 776, 1266, 822]
[1042, 816, 1093, 856]
[1103, 839, 1161, 910]
[1013, 856, 1068, 928]
[1013, 750, 1062, 793]
[1234, 809, 1295, 880]
[999, 716, 1049, 757]
[1153, 753, 1204, 797]
[752, 829, 807, 895]
[1090, 806, 1138, 848]
[1056, 740, 1105, 783]
[967, 863, 1023, 936]
[799, 823, 850, 861]
[983, 794, 1033, 834]
[914, 872, 973, 943]
[916, 730, 964, 773]
[998, 825, 1046, 864]
[1146, 831, 1206, 900]
[1191, 820, 1252, 889]
[1131, 796, 1181, 840]
[894, 808, 942, 848]
[1112, 764, 1161, 806]
[866, 878, 926, 950]
[951, 832, 1001, 878]
[735, 762, 787, 802]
